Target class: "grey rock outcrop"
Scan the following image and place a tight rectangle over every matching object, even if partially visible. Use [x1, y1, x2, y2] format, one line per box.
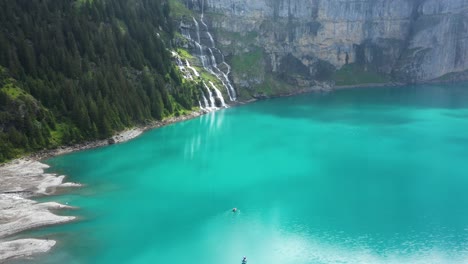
[394, 0, 468, 82]
[180, 0, 468, 96]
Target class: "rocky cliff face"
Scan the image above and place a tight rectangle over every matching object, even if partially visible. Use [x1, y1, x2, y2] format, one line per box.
[179, 0, 468, 98]
[394, 0, 468, 82]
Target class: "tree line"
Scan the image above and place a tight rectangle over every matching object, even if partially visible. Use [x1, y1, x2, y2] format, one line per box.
[0, 0, 200, 162]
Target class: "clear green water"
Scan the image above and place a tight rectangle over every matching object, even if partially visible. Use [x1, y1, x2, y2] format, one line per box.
[15, 84, 468, 264]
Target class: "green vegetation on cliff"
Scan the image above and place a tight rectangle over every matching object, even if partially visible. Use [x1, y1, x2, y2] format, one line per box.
[168, 0, 193, 17]
[334, 64, 390, 86]
[0, 0, 199, 162]
[0, 68, 55, 160]
[231, 48, 264, 77]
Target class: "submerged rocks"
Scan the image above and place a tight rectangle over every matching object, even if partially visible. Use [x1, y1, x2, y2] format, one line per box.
[0, 110, 207, 262]
[0, 239, 56, 262]
[0, 160, 79, 262]
[0, 194, 75, 238]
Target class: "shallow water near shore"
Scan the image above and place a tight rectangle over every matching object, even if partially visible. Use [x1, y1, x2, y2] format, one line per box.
[14, 83, 468, 264]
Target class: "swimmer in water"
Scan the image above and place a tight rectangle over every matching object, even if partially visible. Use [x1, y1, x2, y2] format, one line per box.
[232, 207, 237, 212]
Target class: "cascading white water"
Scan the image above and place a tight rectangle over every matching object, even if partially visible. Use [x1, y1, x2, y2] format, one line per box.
[185, 60, 200, 77]
[180, 2, 237, 102]
[193, 17, 201, 44]
[172, 52, 183, 67]
[190, 18, 237, 101]
[208, 48, 217, 67]
[172, 52, 194, 80]
[207, 32, 215, 48]
[206, 48, 237, 101]
[171, 52, 226, 112]
[174, 0, 235, 109]
[192, 17, 208, 69]
[203, 82, 216, 109]
[198, 3, 237, 101]
[201, 90, 210, 109]
[210, 81, 227, 108]
[199, 5, 215, 48]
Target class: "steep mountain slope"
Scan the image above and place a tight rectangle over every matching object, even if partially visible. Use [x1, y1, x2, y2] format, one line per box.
[0, 0, 201, 162]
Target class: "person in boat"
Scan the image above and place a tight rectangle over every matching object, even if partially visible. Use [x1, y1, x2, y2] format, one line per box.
[242, 256, 247, 263]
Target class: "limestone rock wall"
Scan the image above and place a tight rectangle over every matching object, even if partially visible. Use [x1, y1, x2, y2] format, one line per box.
[181, 0, 468, 94]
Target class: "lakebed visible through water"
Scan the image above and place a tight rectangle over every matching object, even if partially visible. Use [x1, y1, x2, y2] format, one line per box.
[12, 83, 468, 264]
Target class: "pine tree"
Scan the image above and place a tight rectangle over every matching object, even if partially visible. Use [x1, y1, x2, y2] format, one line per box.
[0, 0, 201, 159]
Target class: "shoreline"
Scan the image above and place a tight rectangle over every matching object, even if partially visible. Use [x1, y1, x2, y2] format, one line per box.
[1, 79, 466, 262]
[250, 81, 403, 101]
[0, 110, 205, 263]
[334, 82, 405, 90]
[3, 78, 466, 165]
[26, 110, 205, 162]
[0, 160, 79, 263]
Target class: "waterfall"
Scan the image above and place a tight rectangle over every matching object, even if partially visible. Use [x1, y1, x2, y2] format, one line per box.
[193, 17, 201, 44]
[208, 48, 218, 68]
[192, 17, 208, 69]
[210, 81, 227, 108]
[172, 51, 184, 67]
[207, 32, 215, 48]
[172, 52, 193, 80]
[199, 4, 215, 48]
[198, 3, 237, 101]
[206, 48, 237, 101]
[203, 82, 216, 109]
[172, 52, 228, 112]
[190, 17, 237, 101]
[174, 0, 237, 110]
[180, 2, 237, 102]
[201, 90, 210, 109]
[185, 60, 200, 77]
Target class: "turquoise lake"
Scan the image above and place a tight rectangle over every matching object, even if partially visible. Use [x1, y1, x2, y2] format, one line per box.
[13, 84, 468, 264]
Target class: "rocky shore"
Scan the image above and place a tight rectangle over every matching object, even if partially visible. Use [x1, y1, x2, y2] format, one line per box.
[0, 110, 204, 263]
[0, 160, 79, 263]
[28, 110, 204, 161]
[0, 239, 56, 262]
